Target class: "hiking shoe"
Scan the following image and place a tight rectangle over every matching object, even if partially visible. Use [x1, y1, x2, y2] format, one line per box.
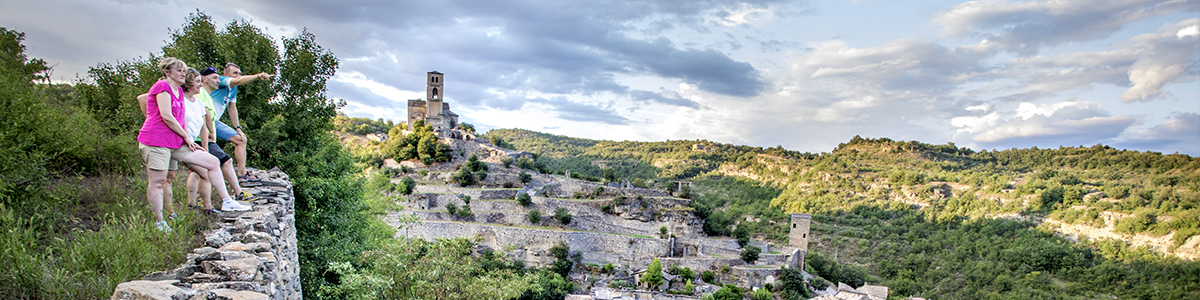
[155, 221, 173, 233]
[221, 198, 252, 212]
[201, 208, 221, 215]
[238, 173, 262, 183]
[236, 190, 262, 202]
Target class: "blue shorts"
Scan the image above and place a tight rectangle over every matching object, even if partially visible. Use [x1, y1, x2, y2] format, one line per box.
[215, 121, 239, 141]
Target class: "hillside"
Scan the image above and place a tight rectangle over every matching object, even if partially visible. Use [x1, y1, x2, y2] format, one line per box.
[483, 128, 1200, 299]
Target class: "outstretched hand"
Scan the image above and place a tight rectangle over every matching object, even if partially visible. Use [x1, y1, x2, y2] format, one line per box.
[257, 73, 275, 81]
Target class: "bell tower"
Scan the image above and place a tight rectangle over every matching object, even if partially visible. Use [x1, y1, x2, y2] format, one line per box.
[426, 70, 444, 117]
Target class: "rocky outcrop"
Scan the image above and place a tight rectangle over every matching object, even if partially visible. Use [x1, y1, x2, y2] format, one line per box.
[110, 169, 299, 300]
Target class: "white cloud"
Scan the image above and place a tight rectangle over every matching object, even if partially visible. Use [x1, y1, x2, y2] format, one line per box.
[933, 0, 1198, 55]
[1121, 18, 1200, 102]
[713, 3, 774, 26]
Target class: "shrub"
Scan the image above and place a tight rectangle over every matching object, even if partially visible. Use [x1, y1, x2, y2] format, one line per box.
[519, 171, 532, 183]
[456, 204, 473, 218]
[752, 287, 773, 300]
[555, 207, 572, 225]
[741, 245, 761, 264]
[446, 203, 458, 215]
[400, 177, 416, 195]
[528, 210, 542, 224]
[608, 280, 629, 288]
[502, 158, 513, 168]
[641, 258, 664, 290]
[660, 226, 669, 239]
[517, 193, 533, 206]
[602, 263, 615, 274]
[462, 195, 471, 205]
[702, 270, 716, 284]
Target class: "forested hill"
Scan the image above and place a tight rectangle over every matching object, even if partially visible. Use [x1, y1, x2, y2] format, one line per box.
[486, 128, 1200, 258]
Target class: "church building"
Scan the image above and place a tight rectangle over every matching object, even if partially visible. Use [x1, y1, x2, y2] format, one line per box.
[406, 70, 459, 137]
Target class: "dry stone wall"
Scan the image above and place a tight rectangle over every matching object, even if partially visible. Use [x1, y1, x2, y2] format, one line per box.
[111, 169, 299, 300]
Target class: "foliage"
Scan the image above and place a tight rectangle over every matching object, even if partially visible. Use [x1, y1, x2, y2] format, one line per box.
[711, 284, 742, 300]
[776, 266, 809, 300]
[517, 193, 533, 206]
[445, 203, 458, 216]
[333, 114, 393, 135]
[528, 210, 541, 224]
[554, 207, 572, 225]
[519, 171, 532, 183]
[382, 119, 450, 164]
[751, 287, 773, 300]
[701, 270, 716, 284]
[740, 245, 761, 264]
[641, 258, 664, 290]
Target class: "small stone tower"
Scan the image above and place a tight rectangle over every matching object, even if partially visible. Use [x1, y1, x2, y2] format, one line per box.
[426, 71, 444, 118]
[789, 213, 811, 250]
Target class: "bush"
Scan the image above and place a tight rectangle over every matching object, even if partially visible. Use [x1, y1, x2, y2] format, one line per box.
[400, 177, 416, 195]
[456, 204, 473, 218]
[502, 158, 513, 168]
[528, 210, 542, 224]
[446, 203, 458, 215]
[741, 245, 761, 264]
[752, 288, 773, 300]
[519, 171, 532, 183]
[702, 270, 716, 284]
[517, 193, 533, 206]
[555, 207, 572, 225]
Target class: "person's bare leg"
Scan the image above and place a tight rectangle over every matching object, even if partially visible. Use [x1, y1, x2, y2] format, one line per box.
[147, 169, 168, 223]
[164, 170, 177, 216]
[222, 160, 243, 195]
[187, 171, 199, 207]
[184, 152, 233, 200]
[230, 135, 248, 176]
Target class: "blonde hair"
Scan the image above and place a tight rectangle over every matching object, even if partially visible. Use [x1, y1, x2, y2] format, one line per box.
[182, 68, 201, 93]
[157, 57, 187, 78]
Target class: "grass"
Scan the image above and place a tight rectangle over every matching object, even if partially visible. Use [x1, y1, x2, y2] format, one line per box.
[1, 173, 210, 299]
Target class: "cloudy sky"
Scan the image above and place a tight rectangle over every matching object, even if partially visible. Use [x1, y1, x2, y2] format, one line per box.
[5, 0, 1199, 155]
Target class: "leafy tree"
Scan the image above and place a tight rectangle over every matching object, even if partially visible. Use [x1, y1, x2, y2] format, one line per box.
[517, 193, 533, 206]
[741, 245, 761, 264]
[641, 258, 664, 290]
[776, 266, 809, 300]
[400, 177, 416, 195]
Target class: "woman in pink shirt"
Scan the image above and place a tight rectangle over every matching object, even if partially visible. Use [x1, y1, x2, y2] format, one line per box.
[137, 58, 244, 232]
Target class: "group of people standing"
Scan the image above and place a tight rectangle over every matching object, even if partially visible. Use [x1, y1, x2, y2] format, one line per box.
[136, 57, 273, 232]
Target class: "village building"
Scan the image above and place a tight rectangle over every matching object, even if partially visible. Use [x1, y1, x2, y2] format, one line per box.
[406, 70, 459, 137]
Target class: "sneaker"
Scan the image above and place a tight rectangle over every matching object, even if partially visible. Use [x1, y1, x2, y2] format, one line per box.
[236, 190, 262, 202]
[221, 198, 252, 212]
[167, 213, 178, 221]
[238, 173, 262, 183]
[155, 221, 173, 233]
[201, 208, 222, 215]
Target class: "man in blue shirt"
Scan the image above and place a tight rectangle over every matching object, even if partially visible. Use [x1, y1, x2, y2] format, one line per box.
[210, 63, 273, 182]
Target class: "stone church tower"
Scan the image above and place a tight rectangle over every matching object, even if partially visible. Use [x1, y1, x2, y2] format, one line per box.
[789, 213, 811, 250]
[406, 70, 459, 136]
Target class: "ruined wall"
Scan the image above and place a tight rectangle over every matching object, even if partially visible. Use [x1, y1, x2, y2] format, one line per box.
[111, 169, 300, 300]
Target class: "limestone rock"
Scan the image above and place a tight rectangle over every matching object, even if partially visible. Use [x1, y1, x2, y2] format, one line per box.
[205, 229, 234, 248]
[208, 288, 268, 300]
[109, 280, 193, 300]
[241, 231, 274, 244]
[203, 258, 264, 282]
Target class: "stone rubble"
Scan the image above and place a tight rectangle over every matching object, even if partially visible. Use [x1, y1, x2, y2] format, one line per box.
[110, 168, 300, 300]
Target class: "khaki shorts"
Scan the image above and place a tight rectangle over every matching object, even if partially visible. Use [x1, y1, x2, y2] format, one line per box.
[139, 143, 197, 171]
